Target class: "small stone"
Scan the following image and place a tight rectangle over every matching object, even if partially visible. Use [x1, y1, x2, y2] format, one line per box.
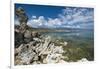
[77, 58, 89, 62]
[32, 31, 41, 38]
[24, 30, 32, 43]
[24, 30, 32, 38]
[33, 38, 41, 42]
[64, 42, 68, 46]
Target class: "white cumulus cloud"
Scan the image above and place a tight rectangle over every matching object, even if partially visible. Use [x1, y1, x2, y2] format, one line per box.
[22, 7, 93, 29]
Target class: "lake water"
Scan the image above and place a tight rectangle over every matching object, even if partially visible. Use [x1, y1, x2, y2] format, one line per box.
[41, 30, 93, 40]
[41, 29, 94, 47]
[40, 29, 94, 61]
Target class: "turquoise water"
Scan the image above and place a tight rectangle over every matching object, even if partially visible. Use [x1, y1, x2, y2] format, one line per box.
[41, 30, 94, 41]
[41, 29, 94, 61]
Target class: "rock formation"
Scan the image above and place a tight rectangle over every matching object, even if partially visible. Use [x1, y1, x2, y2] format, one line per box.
[15, 36, 65, 65]
[15, 7, 65, 65]
[15, 7, 89, 65]
[15, 7, 28, 33]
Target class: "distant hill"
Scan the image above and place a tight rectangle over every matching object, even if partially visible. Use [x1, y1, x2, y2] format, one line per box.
[15, 25, 93, 33]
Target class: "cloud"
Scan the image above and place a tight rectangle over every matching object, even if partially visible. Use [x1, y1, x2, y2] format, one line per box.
[18, 7, 94, 29]
[46, 18, 62, 28]
[58, 7, 94, 28]
[27, 16, 63, 28]
[32, 16, 37, 19]
[27, 16, 50, 28]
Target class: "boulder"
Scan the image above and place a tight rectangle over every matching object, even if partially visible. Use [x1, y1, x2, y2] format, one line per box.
[24, 30, 32, 43]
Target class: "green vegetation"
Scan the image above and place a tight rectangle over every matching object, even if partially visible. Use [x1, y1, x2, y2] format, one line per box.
[62, 39, 94, 62]
[49, 37, 94, 62]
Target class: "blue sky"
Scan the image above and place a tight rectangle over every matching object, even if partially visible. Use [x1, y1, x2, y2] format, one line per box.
[15, 4, 65, 19]
[15, 3, 94, 29]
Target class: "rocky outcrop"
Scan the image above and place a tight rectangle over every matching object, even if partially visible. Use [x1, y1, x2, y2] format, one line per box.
[15, 7, 28, 33]
[15, 8, 65, 65]
[15, 7, 89, 65]
[15, 35, 65, 65]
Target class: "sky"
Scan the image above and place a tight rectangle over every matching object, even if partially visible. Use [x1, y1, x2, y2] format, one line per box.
[15, 3, 94, 29]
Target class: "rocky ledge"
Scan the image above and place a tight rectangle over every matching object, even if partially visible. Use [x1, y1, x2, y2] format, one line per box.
[15, 7, 66, 65]
[14, 7, 89, 65]
[15, 29, 66, 65]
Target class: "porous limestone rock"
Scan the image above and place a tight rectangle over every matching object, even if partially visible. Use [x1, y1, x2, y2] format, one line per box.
[15, 35, 66, 65]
